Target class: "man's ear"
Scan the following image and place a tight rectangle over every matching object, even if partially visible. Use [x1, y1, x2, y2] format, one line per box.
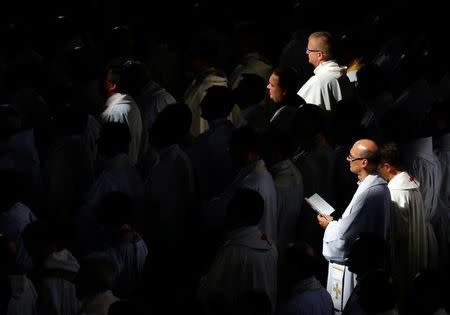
[108, 82, 117, 94]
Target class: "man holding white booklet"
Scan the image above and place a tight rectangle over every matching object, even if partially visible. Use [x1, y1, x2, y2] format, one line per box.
[313, 139, 391, 314]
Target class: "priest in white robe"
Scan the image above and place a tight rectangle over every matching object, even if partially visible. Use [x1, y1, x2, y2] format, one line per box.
[183, 44, 228, 137]
[199, 188, 278, 309]
[317, 139, 391, 313]
[39, 249, 81, 315]
[101, 64, 143, 166]
[205, 126, 277, 242]
[377, 142, 427, 309]
[263, 129, 304, 258]
[298, 32, 354, 111]
[403, 135, 442, 269]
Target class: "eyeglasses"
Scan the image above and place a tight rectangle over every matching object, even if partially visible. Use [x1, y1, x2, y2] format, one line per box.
[346, 154, 366, 163]
[306, 48, 322, 54]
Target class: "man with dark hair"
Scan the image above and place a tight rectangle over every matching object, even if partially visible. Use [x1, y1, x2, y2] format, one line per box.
[377, 141, 427, 311]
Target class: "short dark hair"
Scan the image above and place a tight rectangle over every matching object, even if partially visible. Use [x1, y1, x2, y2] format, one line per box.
[379, 141, 406, 170]
[226, 188, 264, 228]
[272, 66, 300, 95]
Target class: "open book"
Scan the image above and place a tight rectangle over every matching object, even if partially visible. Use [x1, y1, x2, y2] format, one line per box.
[305, 193, 335, 216]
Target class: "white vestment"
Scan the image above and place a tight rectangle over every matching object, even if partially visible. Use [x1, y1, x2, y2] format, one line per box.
[146, 144, 196, 249]
[206, 160, 278, 241]
[40, 278, 80, 315]
[44, 134, 94, 217]
[298, 61, 353, 111]
[187, 118, 234, 204]
[323, 174, 391, 312]
[107, 238, 148, 298]
[403, 137, 442, 269]
[434, 133, 450, 268]
[229, 53, 272, 89]
[199, 225, 278, 308]
[79, 154, 144, 252]
[388, 172, 427, 293]
[0, 128, 42, 203]
[275, 276, 334, 315]
[184, 68, 228, 136]
[269, 160, 304, 254]
[0, 202, 36, 271]
[6, 275, 38, 315]
[101, 93, 143, 166]
[39, 249, 80, 315]
[138, 81, 176, 132]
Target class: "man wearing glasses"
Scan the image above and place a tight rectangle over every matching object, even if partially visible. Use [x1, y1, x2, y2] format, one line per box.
[317, 139, 391, 314]
[298, 31, 353, 111]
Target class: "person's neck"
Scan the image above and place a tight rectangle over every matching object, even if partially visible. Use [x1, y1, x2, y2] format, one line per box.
[358, 171, 370, 181]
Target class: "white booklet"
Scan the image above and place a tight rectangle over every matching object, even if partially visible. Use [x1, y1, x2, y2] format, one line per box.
[305, 193, 335, 216]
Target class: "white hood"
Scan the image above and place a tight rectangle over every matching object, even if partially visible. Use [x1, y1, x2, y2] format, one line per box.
[314, 60, 347, 79]
[225, 226, 273, 250]
[388, 171, 420, 190]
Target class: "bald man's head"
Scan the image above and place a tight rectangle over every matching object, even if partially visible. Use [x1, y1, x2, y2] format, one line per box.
[354, 139, 381, 171]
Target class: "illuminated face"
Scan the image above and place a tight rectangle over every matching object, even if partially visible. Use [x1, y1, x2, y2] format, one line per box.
[306, 39, 322, 67]
[347, 145, 366, 175]
[267, 73, 286, 103]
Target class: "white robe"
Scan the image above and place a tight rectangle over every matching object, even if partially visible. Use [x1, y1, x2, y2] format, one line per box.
[187, 118, 234, 204]
[85, 115, 101, 166]
[298, 61, 353, 111]
[82, 153, 144, 221]
[44, 134, 94, 218]
[206, 160, 278, 241]
[0, 202, 36, 271]
[184, 68, 228, 136]
[388, 172, 427, 293]
[101, 93, 143, 166]
[434, 133, 450, 268]
[107, 238, 148, 298]
[146, 144, 196, 249]
[228, 53, 272, 89]
[6, 275, 38, 315]
[79, 154, 144, 252]
[269, 160, 304, 254]
[199, 225, 278, 308]
[275, 277, 334, 315]
[0, 128, 42, 203]
[138, 81, 176, 132]
[323, 174, 391, 312]
[39, 278, 80, 315]
[403, 137, 442, 269]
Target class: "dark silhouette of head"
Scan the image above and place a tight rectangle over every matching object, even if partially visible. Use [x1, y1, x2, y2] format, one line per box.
[225, 188, 264, 231]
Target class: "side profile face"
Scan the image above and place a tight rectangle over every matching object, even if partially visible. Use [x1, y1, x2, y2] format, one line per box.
[377, 162, 390, 182]
[267, 73, 286, 103]
[104, 69, 117, 97]
[306, 38, 323, 67]
[347, 142, 367, 175]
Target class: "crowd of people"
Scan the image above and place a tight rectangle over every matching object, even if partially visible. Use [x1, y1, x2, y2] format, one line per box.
[1, 2, 449, 315]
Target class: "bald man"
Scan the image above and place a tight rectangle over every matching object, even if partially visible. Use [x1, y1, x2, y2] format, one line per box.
[317, 139, 391, 313]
